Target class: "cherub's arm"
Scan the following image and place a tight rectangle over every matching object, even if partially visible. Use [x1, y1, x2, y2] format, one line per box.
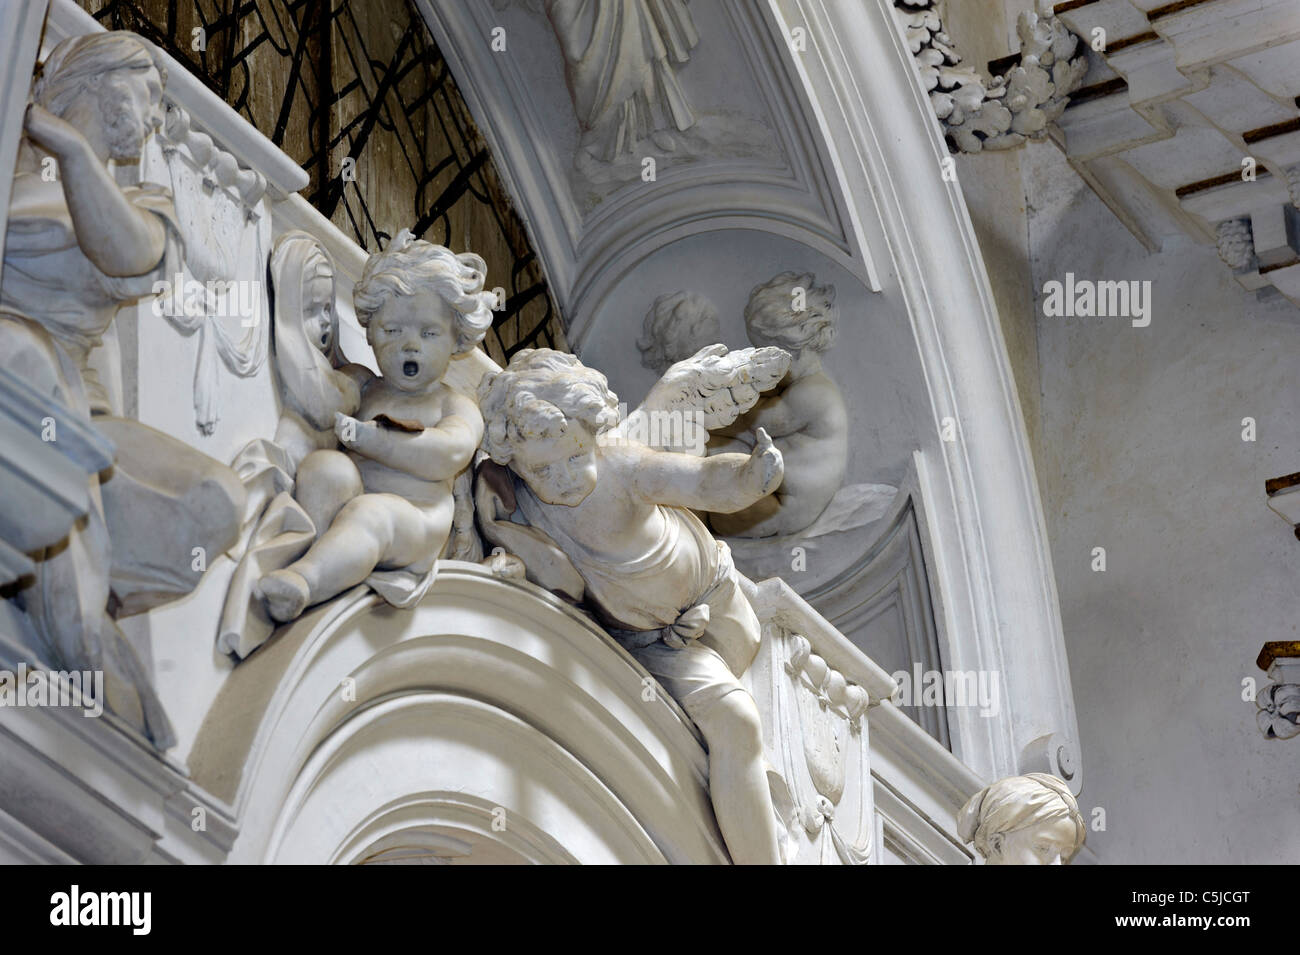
[337, 392, 484, 481]
[628, 427, 783, 513]
[736, 390, 807, 438]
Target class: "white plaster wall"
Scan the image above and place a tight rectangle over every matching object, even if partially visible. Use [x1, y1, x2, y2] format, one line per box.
[1023, 141, 1300, 864]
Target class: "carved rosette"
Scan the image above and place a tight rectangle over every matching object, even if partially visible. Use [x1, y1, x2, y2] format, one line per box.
[1215, 218, 1256, 273]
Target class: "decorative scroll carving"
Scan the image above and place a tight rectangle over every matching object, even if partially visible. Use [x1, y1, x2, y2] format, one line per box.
[894, 1, 1087, 153]
[1256, 642, 1300, 741]
[151, 100, 270, 434]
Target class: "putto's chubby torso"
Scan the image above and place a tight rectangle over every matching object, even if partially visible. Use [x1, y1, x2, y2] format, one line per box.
[349, 376, 479, 506]
[514, 443, 721, 628]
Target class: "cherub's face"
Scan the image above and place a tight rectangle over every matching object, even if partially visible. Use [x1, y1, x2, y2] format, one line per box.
[988, 816, 1077, 865]
[304, 273, 334, 353]
[368, 290, 456, 392]
[511, 420, 599, 507]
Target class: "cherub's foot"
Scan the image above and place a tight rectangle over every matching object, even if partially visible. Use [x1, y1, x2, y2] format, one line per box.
[259, 569, 312, 622]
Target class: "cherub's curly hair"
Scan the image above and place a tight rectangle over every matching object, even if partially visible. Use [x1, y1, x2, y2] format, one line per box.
[353, 229, 494, 354]
[636, 290, 720, 374]
[479, 349, 621, 465]
[743, 271, 837, 354]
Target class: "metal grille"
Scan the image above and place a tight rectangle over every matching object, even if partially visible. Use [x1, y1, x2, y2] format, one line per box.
[78, 0, 565, 364]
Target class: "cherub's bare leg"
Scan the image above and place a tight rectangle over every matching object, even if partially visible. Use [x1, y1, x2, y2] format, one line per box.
[294, 449, 363, 533]
[262, 492, 453, 621]
[694, 690, 783, 865]
[635, 635, 782, 864]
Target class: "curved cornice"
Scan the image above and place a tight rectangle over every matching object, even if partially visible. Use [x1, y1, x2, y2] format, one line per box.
[190, 563, 730, 864]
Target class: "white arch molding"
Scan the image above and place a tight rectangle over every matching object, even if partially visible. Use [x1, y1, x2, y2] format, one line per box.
[189, 564, 731, 865]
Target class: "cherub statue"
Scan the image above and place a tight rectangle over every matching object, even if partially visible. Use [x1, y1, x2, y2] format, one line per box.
[636, 290, 722, 375]
[475, 347, 790, 864]
[257, 231, 493, 622]
[957, 773, 1085, 865]
[708, 271, 848, 539]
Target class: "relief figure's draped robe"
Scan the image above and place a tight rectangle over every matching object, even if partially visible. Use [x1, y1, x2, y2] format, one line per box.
[546, 0, 699, 159]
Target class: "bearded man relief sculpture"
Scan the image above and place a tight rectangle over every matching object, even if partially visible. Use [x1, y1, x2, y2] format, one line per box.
[2, 32, 247, 749]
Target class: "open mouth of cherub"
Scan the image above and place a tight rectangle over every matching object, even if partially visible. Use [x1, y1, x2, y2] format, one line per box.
[403, 361, 419, 377]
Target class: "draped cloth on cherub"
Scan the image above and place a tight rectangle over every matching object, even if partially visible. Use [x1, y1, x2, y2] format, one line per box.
[512, 476, 720, 637]
[510, 474, 746, 655]
[218, 453, 478, 659]
[508, 473, 757, 717]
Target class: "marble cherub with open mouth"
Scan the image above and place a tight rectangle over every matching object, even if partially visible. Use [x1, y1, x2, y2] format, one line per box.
[257, 230, 493, 622]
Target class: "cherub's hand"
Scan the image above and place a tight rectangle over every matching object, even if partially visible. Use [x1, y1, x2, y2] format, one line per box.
[334, 411, 377, 450]
[24, 103, 90, 159]
[745, 427, 783, 496]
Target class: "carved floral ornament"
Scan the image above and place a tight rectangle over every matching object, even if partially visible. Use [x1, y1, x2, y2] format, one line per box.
[893, 0, 1088, 153]
[1256, 641, 1300, 741]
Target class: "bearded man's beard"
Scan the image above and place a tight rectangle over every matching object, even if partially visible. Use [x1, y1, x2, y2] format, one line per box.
[101, 100, 144, 161]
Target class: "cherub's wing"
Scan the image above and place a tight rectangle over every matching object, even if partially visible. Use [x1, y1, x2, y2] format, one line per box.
[613, 344, 790, 454]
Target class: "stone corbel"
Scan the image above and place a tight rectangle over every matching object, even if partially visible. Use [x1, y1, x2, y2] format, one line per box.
[893, 0, 1089, 153]
[1256, 642, 1300, 741]
[1264, 471, 1300, 540]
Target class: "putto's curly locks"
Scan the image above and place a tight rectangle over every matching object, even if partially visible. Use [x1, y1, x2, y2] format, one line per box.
[478, 349, 621, 465]
[636, 290, 720, 374]
[743, 270, 837, 355]
[352, 229, 494, 353]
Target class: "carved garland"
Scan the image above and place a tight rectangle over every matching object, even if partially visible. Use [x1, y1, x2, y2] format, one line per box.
[156, 99, 269, 435]
[893, 0, 1088, 153]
